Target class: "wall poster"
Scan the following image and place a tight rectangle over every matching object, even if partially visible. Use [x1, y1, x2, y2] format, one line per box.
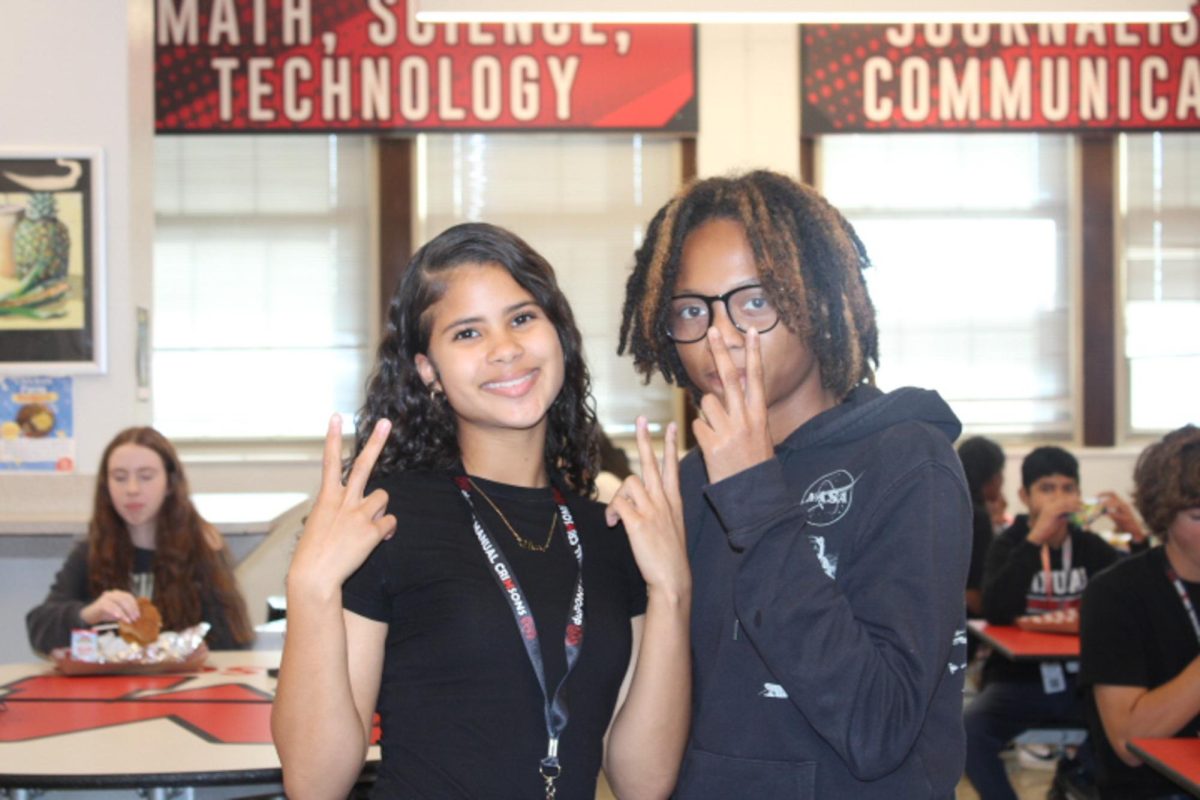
[154, 0, 697, 132]
[802, 1, 1200, 133]
[0, 375, 76, 473]
[0, 151, 106, 374]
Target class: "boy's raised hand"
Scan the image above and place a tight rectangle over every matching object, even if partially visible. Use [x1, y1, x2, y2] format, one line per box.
[606, 418, 689, 597]
[693, 327, 775, 484]
[287, 415, 397, 598]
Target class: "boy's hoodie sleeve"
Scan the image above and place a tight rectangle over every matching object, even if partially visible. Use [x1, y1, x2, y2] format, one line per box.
[705, 455, 970, 781]
[980, 531, 1041, 623]
[26, 542, 91, 654]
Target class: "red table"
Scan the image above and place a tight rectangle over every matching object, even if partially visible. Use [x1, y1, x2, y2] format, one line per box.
[1128, 738, 1200, 797]
[0, 651, 379, 792]
[967, 619, 1080, 661]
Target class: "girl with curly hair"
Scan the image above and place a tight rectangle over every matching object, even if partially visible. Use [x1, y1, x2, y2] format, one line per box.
[273, 222, 690, 799]
[619, 170, 971, 798]
[1081, 424, 1200, 799]
[26, 427, 254, 653]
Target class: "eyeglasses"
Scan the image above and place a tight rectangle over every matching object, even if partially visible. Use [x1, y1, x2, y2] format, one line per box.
[665, 284, 781, 344]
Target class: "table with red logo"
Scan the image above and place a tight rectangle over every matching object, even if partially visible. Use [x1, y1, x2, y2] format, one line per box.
[1127, 738, 1200, 798]
[0, 650, 379, 793]
[967, 619, 1081, 661]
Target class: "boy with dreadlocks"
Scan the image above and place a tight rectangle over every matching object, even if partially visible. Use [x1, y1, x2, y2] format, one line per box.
[619, 170, 971, 798]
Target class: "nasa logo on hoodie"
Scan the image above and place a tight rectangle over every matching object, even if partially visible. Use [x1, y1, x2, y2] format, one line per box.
[800, 470, 859, 527]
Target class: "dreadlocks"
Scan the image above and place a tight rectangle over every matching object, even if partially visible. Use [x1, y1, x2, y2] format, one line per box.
[618, 169, 879, 400]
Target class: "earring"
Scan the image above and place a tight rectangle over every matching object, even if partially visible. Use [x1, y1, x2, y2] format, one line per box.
[428, 384, 442, 401]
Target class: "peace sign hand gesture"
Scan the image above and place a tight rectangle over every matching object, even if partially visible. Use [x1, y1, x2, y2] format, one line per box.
[287, 415, 398, 599]
[606, 418, 690, 598]
[693, 326, 776, 485]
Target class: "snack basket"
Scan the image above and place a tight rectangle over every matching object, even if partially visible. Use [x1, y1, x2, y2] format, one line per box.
[51, 642, 210, 675]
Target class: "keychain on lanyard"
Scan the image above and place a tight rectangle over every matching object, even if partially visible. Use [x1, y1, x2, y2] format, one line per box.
[453, 474, 584, 799]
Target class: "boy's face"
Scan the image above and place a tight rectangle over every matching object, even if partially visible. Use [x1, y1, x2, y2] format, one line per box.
[1020, 473, 1080, 529]
[672, 218, 835, 441]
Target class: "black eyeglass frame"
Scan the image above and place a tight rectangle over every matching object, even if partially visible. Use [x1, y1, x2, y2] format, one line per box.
[663, 284, 782, 344]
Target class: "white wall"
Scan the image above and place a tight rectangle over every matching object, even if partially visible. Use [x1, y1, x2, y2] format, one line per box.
[698, 24, 801, 178]
[0, 0, 155, 471]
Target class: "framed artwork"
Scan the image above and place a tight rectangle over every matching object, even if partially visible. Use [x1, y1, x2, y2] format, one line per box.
[0, 150, 106, 374]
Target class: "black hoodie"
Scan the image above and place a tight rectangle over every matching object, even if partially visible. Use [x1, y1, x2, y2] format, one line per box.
[674, 386, 971, 800]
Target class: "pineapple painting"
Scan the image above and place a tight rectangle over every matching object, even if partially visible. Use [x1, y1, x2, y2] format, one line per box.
[0, 157, 91, 332]
[13, 192, 70, 283]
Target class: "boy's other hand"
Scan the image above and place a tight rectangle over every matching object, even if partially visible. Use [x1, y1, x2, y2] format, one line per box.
[1097, 491, 1147, 543]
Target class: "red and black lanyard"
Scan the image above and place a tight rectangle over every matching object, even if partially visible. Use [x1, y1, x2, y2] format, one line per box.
[453, 475, 584, 800]
[1040, 536, 1073, 600]
[1165, 563, 1200, 646]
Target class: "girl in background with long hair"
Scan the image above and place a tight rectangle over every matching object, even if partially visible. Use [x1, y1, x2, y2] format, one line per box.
[273, 222, 690, 800]
[26, 426, 254, 653]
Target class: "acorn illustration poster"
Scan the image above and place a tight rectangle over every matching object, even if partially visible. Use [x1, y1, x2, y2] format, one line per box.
[0, 152, 105, 374]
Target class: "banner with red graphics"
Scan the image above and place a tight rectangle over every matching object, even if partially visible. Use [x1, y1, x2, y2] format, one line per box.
[802, 3, 1200, 133]
[155, 0, 696, 133]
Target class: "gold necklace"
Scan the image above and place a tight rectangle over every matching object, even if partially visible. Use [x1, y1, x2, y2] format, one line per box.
[467, 478, 558, 553]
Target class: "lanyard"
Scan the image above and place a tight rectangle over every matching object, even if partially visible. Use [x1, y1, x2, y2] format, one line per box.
[1165, 563, 1200, 646]
[453, 475, 584, 800]
[1040, 535, 1073, 599]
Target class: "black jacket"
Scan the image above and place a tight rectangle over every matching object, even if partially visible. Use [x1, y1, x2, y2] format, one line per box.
[26, 541, 251, 654]
[674, 386, 971, 799]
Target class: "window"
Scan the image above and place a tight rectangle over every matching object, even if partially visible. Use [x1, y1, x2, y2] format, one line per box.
[1120, 132, 1200, 435]
[154, 135, 373, 439]
[820, 134, 1074, 437]
[414, 133, 683, 433]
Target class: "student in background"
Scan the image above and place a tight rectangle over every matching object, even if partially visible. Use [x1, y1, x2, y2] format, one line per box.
[26, 426, 254, 653]
[1081, 424, 1200, 799]
[959, 435, 1007, 618]
[272, 223, 690, 800]
[619, 170, 971, 799]
[966, 445, 1148, 800]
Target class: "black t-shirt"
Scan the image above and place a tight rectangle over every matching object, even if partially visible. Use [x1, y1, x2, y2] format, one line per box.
[343, 469, 647, 799]
[1080, 546, 1200, 799]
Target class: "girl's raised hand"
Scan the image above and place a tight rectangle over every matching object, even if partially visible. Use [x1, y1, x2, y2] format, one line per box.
[606, 418, 690, 598]
[287, 415, 397, 599]
[693, 326, 775, 484]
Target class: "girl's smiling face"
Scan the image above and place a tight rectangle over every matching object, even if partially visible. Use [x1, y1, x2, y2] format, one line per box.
[415, 262, 565, 445]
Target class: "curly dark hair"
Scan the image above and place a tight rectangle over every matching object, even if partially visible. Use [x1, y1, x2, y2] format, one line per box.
[1133, 424, 1200, 539]
[618, 170, 878, 400]
[354, 222, 600, 494]
[89, 427, 253, 645]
